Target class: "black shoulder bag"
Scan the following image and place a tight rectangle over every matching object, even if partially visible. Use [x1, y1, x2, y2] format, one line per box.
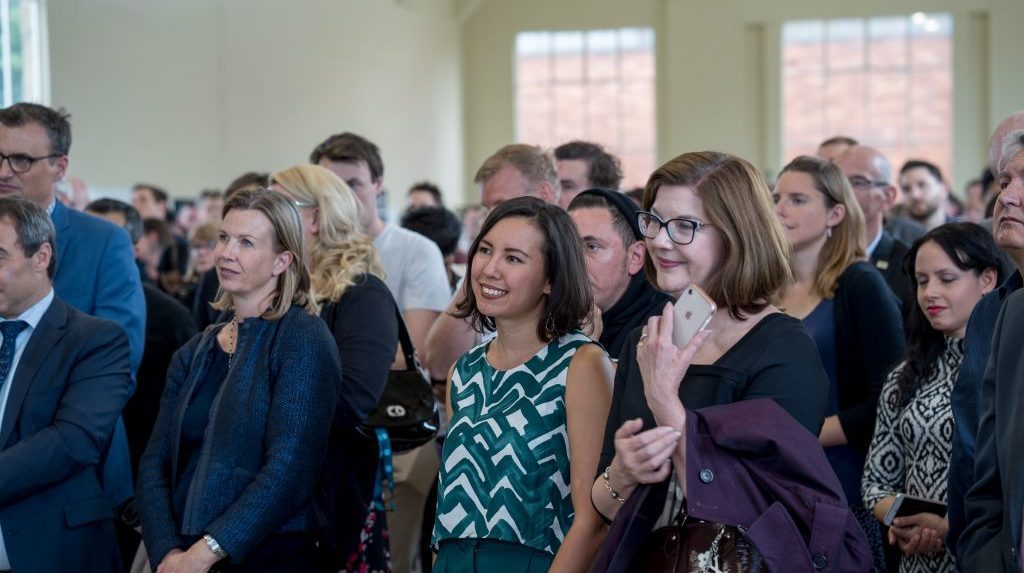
[358, 307, 440, 452]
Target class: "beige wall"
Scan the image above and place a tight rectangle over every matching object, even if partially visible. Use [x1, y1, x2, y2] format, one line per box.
[460, 0, 1024, 202]
[44, 0, 1024, 208]
[48, 0, 463, 214]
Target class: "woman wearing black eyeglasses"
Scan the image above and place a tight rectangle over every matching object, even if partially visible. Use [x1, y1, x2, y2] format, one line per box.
[589, 152, 869, 571]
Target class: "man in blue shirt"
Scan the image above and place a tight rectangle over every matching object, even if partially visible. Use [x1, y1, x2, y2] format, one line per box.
[0, 103, 143, 509]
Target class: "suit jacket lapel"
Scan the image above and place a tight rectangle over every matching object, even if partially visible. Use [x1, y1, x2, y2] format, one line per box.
[49, 200, 72, 278]
[872, 232, 895, 277]
[0, 298, 68, 448]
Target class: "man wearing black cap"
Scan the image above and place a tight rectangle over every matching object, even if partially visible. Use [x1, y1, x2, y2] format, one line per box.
[568, 188, 672, 359]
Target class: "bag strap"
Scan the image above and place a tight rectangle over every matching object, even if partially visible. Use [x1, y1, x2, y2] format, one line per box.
[394, 305, 418, 372]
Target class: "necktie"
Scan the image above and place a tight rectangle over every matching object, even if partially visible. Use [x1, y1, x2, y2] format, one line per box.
[0, 320, 29, 387]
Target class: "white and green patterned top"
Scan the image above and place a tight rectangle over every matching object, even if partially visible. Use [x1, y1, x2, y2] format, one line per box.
[432, 330, 591, 556]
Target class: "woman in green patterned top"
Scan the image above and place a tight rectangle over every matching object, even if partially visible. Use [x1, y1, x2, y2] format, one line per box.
[432, 197, 614, 572]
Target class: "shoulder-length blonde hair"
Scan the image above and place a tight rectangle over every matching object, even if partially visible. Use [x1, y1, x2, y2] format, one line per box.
[779, 155, 866, 298]
[211, 188, 318, 319]
[643, 151, 792, 320]
[270, 164, 384, 303]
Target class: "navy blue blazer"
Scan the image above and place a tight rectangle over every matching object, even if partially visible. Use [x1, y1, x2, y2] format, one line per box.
[869, 230, 914, 318]
[0, 296, 133, 573]
[959, 289, 1024, 571]
[52, 200, 146, 374]
[52, 199, 145, 506]
[948, 270, 1022, 559]
[137, 305, 342, 566]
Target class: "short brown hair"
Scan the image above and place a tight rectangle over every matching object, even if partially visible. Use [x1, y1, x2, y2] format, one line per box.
[554, 140, 623, 189]
[779, 155, 866, 298]
[309, 132, 384, 182]
[643, 152, 792, 319]
[452, 196, 592, 341]
[474, 144, 558, 196]
[211, 188, 317, 319]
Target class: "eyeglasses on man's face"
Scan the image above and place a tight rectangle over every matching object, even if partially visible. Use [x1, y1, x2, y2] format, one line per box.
[637, 210, 711, 245]
[0, 152, 62, 174]
[846, 175, 888, 191]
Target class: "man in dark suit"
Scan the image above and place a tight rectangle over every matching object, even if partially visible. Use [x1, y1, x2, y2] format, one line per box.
[958, 132, 1024, 572]
[0, 197, 131, 573]
[959, 288, 1024, 572]
[0, 102, 144, 508]
[835, 145, 915, 314]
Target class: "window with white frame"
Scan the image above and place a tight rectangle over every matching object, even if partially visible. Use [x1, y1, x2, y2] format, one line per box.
[0, 0, 47, 107]
[515, 27, 656, 190]
[782, 13, 953, 182]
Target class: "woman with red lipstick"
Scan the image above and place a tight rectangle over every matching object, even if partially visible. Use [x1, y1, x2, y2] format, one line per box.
[432, 196, 613, 572]
[862, 222, 1005, 573]
[774, 155, 906, 570]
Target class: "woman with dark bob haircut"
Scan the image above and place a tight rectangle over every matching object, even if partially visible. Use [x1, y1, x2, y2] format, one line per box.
[137, 188, 341, 572]
[590, 152, 869, 571]
[431, 196, 613, 572]
[863, 223, 1004, 572]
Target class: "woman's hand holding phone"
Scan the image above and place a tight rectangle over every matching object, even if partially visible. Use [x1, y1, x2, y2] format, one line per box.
[636, 302, 711, 406]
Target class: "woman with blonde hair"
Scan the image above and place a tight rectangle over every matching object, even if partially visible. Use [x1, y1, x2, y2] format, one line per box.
[270, 164, 399, 572]
[138, 188, 341, 572]
[774, 154, 906, 570]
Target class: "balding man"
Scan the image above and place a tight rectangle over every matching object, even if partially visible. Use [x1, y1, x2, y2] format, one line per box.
[817, 135, 859, 161]
[835, 145, 914, 314]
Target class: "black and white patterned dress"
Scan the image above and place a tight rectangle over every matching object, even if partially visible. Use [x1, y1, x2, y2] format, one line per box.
[862, 337, 964, 573]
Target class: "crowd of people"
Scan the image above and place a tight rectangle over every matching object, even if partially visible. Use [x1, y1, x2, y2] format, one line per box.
[0, 98, 1023, 573]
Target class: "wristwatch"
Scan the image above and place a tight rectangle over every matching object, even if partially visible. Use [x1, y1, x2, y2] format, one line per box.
[203, 534, 228, 560]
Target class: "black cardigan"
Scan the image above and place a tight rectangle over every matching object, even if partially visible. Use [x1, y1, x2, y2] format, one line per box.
[319, 273, 400, 565]
[831, 261, 906, 453]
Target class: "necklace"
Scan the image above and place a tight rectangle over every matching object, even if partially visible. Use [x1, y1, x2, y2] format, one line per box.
[226, 314, 239, 369]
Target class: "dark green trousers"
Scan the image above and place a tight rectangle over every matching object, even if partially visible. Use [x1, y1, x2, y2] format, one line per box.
[434, 539, 553, 572]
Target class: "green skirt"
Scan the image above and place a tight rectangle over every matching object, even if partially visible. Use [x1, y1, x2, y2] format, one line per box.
[434, 539, 554, 573]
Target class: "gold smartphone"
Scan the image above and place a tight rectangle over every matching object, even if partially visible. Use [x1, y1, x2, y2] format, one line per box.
[672, 285, 716, 349]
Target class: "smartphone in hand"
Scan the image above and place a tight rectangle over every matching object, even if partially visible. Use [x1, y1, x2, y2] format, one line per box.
[883, 494, 948, 527]
[672, 285, 716, 349]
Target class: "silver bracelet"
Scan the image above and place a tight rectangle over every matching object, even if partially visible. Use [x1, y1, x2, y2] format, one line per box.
[203, 534, 228, 560]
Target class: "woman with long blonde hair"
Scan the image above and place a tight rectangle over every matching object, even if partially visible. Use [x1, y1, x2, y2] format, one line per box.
[270, 164, 398, 572]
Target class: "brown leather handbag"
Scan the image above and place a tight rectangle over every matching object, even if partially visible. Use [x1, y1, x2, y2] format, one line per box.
[630, 506, 766, 573]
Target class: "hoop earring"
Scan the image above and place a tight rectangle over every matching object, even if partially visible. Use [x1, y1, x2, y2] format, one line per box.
[544, 313, 555, 335]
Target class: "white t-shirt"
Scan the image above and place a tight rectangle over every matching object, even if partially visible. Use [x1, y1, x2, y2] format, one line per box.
[374, 223, 451, 312]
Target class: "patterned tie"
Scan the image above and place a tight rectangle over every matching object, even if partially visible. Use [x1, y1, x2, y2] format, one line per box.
[0, 320, 29, 387]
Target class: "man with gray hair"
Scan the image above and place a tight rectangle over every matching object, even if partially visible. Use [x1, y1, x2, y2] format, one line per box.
[950, 123, 1024, 562]
[0, 196, 132, 572]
